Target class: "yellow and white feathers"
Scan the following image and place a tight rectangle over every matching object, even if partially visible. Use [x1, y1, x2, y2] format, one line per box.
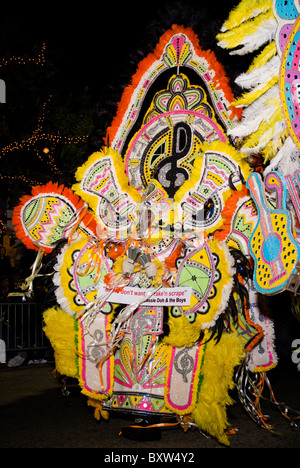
[217, 0, 300, 174]
[217, 2, 277, 56]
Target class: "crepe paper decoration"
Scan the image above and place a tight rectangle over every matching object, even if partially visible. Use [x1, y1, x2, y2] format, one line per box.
[123, 73, 229, 197]
[247, 279, 278, 372]
[174, 141, 251, 235]
[53, 237, 114, 316]
[73, 148, 141, 238]
[77, 313, 115, 401]
[273, 0, 300, 55]
[165, 339, 206, 415]
[106, 335, 171, 415]
[136, 180, 173, 243]
[13, 5, 300, 447]
[279, 15, 300, 151]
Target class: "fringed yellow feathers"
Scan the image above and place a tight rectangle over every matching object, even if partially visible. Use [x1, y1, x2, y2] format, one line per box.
[43, 307, 78, 378]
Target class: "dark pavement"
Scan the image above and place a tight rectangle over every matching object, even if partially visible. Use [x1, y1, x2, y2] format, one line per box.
[0, 361, 300, 451]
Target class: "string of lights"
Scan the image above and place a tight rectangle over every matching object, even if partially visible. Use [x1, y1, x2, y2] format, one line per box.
[0, 43, 46, 68]
[0, 46, 90, 187]
[0, 95, 89, 180]
[0, 173, 43, 186]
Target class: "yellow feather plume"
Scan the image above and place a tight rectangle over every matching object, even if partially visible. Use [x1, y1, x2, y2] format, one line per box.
[261, 129, 289, 161]
[240, 99, 287, 159]
[232, 75, 278, 107]
[162, 314, 203, 348]
[247, 41, 277, 72]
[217, 9, 274, 50]
[191, 333, 245, 446]
[220, 0, 272, 32]
[43, 307, 78, 378]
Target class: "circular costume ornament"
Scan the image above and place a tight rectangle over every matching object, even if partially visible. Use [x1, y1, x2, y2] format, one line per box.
[12, 182, 96, 252]
[54, 237, 114, 316]
[172, 240, 234, 328]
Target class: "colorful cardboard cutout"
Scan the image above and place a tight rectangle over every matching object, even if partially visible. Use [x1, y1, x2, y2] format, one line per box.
[247, 172, 300, 294]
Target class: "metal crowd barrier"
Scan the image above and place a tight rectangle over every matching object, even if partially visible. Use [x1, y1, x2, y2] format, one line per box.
[0, 302, 50, 361]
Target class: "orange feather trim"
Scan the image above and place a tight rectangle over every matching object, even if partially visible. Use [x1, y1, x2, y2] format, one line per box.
[164, 240, 185, 271]
[105, 24, 241, 147]
[213, 186, 250, 242]
[12, 182, 97, 252]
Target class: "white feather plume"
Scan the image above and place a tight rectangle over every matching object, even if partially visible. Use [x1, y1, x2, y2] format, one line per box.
[235, 55, 280, 89]
[264, 136, 300, 176]
[228, 86, 279, 138]
[227, 18, 277, 55]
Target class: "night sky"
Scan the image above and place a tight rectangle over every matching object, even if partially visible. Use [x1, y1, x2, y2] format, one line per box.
[0, 1, 243, 101]
[0, 0, 250, 199]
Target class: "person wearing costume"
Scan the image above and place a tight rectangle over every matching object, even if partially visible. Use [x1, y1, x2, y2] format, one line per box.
[11, 1, 300, 445]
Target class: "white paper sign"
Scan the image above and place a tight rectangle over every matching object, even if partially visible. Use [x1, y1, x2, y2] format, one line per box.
[109, 287, 192, 306]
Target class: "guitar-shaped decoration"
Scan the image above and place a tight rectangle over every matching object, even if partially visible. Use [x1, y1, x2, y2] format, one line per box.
[246, 172, 300, 295]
